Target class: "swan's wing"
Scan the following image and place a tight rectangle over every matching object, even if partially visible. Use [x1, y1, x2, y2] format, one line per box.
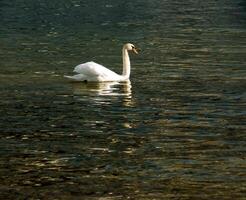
[73, 61, 118, 77]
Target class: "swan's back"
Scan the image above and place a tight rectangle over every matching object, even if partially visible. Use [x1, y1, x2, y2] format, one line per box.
[73, 61, 121, 81]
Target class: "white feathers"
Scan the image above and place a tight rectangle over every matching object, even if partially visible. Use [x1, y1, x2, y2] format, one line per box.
[65, 43, 137, 82]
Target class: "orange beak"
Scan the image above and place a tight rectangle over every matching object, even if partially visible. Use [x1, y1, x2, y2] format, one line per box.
[133, 48, 139, 54]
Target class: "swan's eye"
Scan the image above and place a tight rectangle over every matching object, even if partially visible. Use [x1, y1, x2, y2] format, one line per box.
[132, 46, 135, 49]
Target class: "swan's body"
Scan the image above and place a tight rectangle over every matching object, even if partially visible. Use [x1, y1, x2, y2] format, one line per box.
[65, 43, 138, 82]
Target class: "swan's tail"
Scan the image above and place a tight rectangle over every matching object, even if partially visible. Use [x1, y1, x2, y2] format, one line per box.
[64, 74, 86, 81]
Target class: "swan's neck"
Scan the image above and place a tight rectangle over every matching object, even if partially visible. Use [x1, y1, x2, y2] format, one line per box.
[122, 47, 130, 78]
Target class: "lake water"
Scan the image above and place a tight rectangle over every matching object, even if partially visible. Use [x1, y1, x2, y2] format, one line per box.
[0, 0, 246, 199]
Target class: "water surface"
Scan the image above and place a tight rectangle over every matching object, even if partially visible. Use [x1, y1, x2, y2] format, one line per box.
[0, 0, 246, 199]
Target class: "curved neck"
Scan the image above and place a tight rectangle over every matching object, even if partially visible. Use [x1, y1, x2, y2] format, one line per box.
[122, 47, 131, 78]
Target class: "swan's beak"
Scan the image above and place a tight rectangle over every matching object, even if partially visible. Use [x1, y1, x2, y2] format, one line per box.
[133, 48, 139, 54]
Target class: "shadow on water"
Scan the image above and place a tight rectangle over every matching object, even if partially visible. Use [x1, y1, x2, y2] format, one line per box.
[72, 81, 132, 97]
[71, 81, 133, 107]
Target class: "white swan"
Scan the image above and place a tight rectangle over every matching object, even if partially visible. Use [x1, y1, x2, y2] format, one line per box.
[64, 43, 138, 82]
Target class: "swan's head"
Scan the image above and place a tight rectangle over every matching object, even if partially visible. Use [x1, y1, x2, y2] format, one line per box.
[124, 43, 139, 54]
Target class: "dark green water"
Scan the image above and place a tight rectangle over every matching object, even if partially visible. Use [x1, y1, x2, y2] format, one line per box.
[0, 0, 246, 199]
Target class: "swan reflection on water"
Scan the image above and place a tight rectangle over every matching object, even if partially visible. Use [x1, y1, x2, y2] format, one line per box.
[71, 81, 133, 106]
